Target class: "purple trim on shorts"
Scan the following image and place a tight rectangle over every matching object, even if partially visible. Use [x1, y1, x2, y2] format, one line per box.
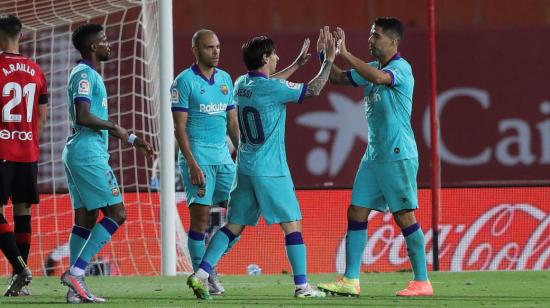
[199, 261, 213, 274]
[99, 217, 119, 235]
[285, 232, 304, 245]
[348, 220, 368, 231]
[71, 225, 91, 239]
[220, 226, 236, 242]
[346, 70, 359, 87]
[402, 223, 420, 237]
[188, 230, 206, 241]
[294, 274, 307, 285]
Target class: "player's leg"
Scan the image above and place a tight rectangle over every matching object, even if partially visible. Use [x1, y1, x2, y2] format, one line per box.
[188, 222, 244, 300]
[206, 164, 240, 295]
[180, 163, 216, 272]
[188, 173, 256, 299]
[11, 161, 39, 273]
[253, 175, 323, 298]
[381, 159, 432, 296]
[61, 158, 122, 302]
[1, 161, 32, 296]
[318, 159, 385, 297]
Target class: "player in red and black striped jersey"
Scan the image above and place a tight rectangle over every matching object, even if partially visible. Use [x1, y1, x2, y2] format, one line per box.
[0, 14, 48, 297]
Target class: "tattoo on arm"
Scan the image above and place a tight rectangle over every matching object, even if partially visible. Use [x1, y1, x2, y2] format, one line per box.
[306, 60, 333, 97]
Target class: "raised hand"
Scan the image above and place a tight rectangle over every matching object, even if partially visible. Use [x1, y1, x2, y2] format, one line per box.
[293, 38, 311, 67]
[334, 27, 348, 56]
[324, 30, 337, 62]
[316, 26, 329, 53]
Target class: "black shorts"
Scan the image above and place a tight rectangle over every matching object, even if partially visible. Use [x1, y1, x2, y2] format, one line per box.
[0, 160, 39, 206]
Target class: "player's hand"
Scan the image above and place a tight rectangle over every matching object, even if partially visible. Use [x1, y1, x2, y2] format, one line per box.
[134, 137, 154, 157]
[189, 163, 205, 188]
[293, 38, 311, 67]
[324, 31, 337, 62]
[113, 124, 129, 143]
[334, 27, 348, 56]
[316, 26, 328, 53]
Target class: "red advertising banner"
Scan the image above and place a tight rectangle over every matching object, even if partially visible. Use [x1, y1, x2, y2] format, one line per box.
[0, 187, 548, 276]
[172, 28, 550, 187]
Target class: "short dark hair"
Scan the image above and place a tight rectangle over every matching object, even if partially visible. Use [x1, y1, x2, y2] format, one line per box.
[241, 36, 276, 71]
[191, 29, 215, 47]
[374, 17, 404, 41]
[0, 14, 22, 38]
[72, 23, 104, 53]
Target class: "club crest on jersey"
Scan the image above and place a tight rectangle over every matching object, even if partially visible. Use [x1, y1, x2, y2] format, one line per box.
[171, 88, 179, 103]
[78, 79, 90, 95]
[220, 84, 229, 95]
[111, 187, 120, 196]
[285, 81, 300, 90]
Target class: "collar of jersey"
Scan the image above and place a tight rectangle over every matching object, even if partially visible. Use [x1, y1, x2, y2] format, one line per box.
[77, 59, 96, 70]
[379, 52, 401, 69]
[0, 52, 22, 57]
[247, 71, 268, 79]
[191, 63, 217, 85]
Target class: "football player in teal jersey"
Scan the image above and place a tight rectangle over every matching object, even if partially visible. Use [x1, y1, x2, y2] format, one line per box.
[187, 30, 336, 299]
[171, 29, 240, 295]
[60, 23, 153, 303]
[317, 18, 433, 297]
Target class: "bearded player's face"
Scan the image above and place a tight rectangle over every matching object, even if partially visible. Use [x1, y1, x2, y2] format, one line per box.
[195, 33, 220, 68]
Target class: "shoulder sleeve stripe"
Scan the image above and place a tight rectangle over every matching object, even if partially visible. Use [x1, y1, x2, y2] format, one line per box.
[346, 70, 359, 87]
[297, 84, 307, 103]
[73, 97, 91, 104]
[382, 69, 395, 87]
[226, 104, 235, 111]
[171, 106, 189, 112]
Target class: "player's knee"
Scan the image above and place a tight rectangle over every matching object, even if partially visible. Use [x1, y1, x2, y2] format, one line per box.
[114, 209, 127, 226]
[347, 205, 369, 222]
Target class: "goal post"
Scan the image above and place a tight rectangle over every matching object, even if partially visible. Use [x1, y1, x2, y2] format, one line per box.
[158, 0, 176, 276]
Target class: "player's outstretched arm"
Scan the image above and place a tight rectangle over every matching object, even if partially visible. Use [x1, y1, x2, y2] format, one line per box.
[304, 30, 335, 98]
[74, 99, 152, 156]
[317, 26, 351, 86]
[271, 38, 311, 80]
[335, 27, 391, 85]
[172, 111, 205, 187]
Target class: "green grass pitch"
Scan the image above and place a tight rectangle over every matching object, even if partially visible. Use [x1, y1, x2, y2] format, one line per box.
[0, 271, 548, 307]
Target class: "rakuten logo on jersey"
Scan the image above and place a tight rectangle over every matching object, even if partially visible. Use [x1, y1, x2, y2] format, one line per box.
[0, 129, 33, 141]
[200, 103, 227, 114]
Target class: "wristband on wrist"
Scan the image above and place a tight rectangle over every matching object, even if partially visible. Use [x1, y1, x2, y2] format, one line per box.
[319, 50, 325, 63]
[128, 133, 137, 145]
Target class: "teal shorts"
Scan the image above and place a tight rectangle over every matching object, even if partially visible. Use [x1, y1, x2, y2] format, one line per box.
[227, 174, 302, 226]
[351, 158, 419, 213]
[63, 155, 123, 211]
[179, 163, 236, 206]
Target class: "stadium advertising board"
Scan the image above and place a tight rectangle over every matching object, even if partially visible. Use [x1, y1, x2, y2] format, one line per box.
[1, 187, 547, 276]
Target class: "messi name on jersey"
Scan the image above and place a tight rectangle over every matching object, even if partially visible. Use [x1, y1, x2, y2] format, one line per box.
[199, 102, 228, 114]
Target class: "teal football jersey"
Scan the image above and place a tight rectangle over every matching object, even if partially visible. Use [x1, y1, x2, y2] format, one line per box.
[171, 64, 234, 165]
[234, 72, 307, 176]
[65, 60, 109, 159]
[346, 53, 418, 161]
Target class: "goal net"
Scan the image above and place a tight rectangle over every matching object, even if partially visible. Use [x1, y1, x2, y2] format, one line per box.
[0, 0, 192, 276]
